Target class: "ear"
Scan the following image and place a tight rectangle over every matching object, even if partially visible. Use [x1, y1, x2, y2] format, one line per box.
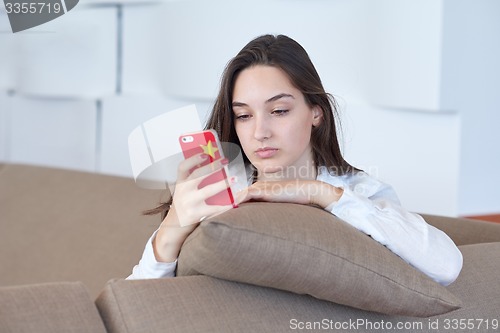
[311, 106, 323, 127]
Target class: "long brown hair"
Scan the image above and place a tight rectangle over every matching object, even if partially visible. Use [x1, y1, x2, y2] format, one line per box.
[145, 34, 356, 218]
[207, 34, 356, 174]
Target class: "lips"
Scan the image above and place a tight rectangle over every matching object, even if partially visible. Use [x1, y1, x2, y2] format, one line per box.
[255, 147, 279, 158]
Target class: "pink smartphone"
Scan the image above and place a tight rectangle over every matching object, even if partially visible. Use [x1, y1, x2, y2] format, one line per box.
[179, 130, 236, 207]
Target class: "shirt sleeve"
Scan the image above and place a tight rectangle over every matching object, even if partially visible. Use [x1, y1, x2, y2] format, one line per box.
[127, 230, 177, 280]
[322, 171, 463, 286]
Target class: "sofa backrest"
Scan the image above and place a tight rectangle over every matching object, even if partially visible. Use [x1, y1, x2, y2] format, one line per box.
[95, 244, 500, 333]
[97, 276, 362, 333]
[421, 213, 500, 246]
[0, 164, 163, 298]
[0, 281, 107, 333]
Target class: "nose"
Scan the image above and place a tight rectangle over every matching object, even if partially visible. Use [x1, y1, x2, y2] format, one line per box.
[253, 114, 271, 142]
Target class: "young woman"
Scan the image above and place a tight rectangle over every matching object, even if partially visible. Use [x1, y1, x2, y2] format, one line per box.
[129, 34, 462, 285]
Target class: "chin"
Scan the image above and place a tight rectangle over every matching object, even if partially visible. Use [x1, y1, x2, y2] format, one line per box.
[256, 164, 286, 175]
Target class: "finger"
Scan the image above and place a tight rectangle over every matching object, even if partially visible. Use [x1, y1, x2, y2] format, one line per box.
[175, 181, 235, 226]
[176, 163, 228, 194]
[245, 183, 266, 200]
[177, 153, 210, 181]
[178, 203, 234, 227]
[244, 182, 286, 202]
[198, 177, 234, 202]
[174, 174, 233, 206]
[233, 187, 250, 205]
[187, 157, 229, 181]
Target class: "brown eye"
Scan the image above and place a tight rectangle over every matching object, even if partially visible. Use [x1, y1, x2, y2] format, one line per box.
[272, 109, 289, 116]
[235, 114, 251, 121]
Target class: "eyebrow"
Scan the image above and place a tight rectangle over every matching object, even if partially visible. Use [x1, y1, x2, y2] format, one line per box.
[232, 93, 295, 108]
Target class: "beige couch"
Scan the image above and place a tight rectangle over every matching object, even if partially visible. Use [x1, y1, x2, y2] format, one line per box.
[1, 163, 499, 333]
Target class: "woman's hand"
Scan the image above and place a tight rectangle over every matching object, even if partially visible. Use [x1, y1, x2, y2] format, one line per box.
[242, 179, 343, 209]
[153, 153, 238, 263]
[171, 153, 238, 226]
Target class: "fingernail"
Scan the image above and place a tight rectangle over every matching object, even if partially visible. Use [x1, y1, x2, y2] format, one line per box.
[221, 158, 229, 165]
[200, 154, 209, 160]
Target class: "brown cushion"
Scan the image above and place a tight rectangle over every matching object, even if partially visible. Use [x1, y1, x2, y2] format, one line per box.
[0, 282, 107, 333]
[177, 202, 461, 317]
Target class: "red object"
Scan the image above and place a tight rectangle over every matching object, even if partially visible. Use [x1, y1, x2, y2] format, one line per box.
[179, 130, 236, 207]
[464, 214, 500, 224]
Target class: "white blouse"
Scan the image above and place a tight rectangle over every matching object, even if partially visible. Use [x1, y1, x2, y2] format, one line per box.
[129, 167, 463, 285]
[317, 167, 462, 286]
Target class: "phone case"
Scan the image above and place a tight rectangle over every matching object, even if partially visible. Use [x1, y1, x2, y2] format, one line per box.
[179, 130, 236, 207]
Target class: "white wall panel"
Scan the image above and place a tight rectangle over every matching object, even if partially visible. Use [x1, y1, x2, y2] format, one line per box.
[99, 95, 212, 177]
[13, 6, 117, 98]
[9, 96, 96, 172]
[362, 0, 444, 111]
[158, 0, 371, 101]
[121, 3, 169, 96]
[158, 0, 447, 112]
[0, 11, 15, 91]
[341, 103, 460, 216]
[0, 92, 10, 162]
[441, 0, 500, 216]
[85, 0, 165, 4]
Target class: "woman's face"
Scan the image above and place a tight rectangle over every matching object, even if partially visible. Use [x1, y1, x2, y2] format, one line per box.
[232, 65, 322, 180]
